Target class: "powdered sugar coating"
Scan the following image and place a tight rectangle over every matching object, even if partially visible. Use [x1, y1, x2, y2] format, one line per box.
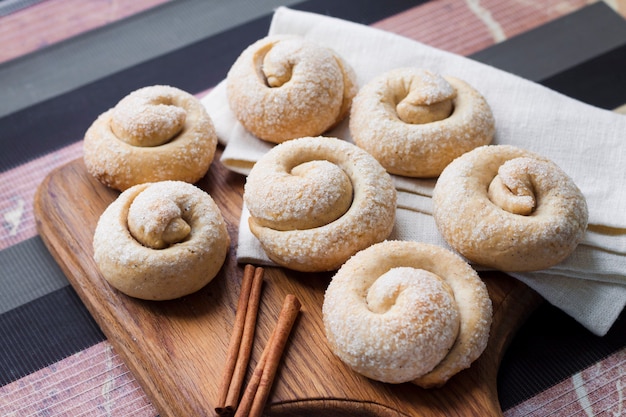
[350, 67, 495, 178]
[323, 240, 492, 387]
[127, 187, 191, 249]
[246, 159, 353, 231]
[433, 145, 589, 271]
[110, 87, 186, 147]
[226, 35, 357, 143]
[83, 85, 217, 191]
[244, 136, 396, 272]
[93, 181, 230, 300]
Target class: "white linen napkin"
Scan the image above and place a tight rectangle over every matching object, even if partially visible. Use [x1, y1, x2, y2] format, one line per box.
[201, 7, 626, 336]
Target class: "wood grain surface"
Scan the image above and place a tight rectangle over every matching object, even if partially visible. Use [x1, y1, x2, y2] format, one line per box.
[33, 150, 543, 417]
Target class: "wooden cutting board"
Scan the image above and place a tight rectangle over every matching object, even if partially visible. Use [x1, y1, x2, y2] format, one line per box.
[34, 152, 542, 417]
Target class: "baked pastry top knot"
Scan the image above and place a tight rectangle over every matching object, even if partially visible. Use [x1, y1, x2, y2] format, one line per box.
[93, 181, 230, 300]
[323, 241, 492, 388]
[110, 88, 187, 147]
[127, 186, 192, 249]
[433, 145, 589, 272]
[226, 35, 357, 143]
[244, 136, 396, 272]
[83, 85, 217, 191]
[394, 69, 456, 124]
[350, 67, 495, 178]
[250, 158, 354, 232]
[488, 157, 542, 216]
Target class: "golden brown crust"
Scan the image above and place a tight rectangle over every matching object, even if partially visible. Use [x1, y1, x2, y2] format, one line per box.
[93, 181, 230, 300]
[83, 85, 217, 191]
[226, 35, 357, 143]
[243, 136, 396, 272]
[350, 68, 495, 177]
[433, 145, 589, 271]
[322, 241, 492, 387]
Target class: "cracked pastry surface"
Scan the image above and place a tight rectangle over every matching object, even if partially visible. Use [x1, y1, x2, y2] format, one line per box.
[93, 181, 230, 300]
[350, 67, 495, 177]
[83, 85, 217, 191]
[243, 136, 396, 272]
[226, 35, 357, 143]
[323, 240, 492, 387]
[433, 144, 589, 271]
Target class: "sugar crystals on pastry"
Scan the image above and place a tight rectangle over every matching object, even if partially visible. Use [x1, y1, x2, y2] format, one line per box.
[93, 181, 230, 300]
[323, 240, 492, 387]
[433, 144, 588, 271]
[226, 35, 357, 143]
[350, 67, 495, 177]
[243, 136, 396, 272]
[83, 85, 218, 191]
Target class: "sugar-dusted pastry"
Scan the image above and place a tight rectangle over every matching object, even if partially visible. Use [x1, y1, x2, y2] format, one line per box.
[226, 35, 357, 143]
[84, 85, 217, 191]
[433, 145, 588, 271]
[350, 68, 495, 177]
[244, 136, 396, 272]
[323, 240, 492, 387]
[93, 181, 230, 300]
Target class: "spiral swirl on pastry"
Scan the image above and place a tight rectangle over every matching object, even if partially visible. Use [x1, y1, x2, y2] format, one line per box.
[226, 35, 357, 144]
[83, 85, 218, 191]
[322, 240, 492, 387]
[433, 145, 588, 272]
[93, 181, 230, 300]
[243, 136, 396, 272]
[350, 67, 495, 177]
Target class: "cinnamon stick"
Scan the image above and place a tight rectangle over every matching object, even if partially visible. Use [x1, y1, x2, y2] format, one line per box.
[225, 266, 264, 409]
[232, 326, 274, 417]
[215, 265, 264, 416]
[234, 294, 301, 417]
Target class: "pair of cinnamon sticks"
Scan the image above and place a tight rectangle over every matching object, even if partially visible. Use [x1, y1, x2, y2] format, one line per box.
[215, 265, 301, 417]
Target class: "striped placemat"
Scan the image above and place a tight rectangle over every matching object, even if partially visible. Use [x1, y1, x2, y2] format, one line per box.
[1, 1, 624, 415]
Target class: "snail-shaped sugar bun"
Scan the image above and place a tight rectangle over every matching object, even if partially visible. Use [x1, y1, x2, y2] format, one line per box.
[83, 85, 217, 191]
[350, 67, 495, 178]
[433, 145, 588, 272]
[93, 181, 230, 300]
[244, 136, 396, 272]
[226, 35, 357, 144]
[323, 241, 492, 387]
